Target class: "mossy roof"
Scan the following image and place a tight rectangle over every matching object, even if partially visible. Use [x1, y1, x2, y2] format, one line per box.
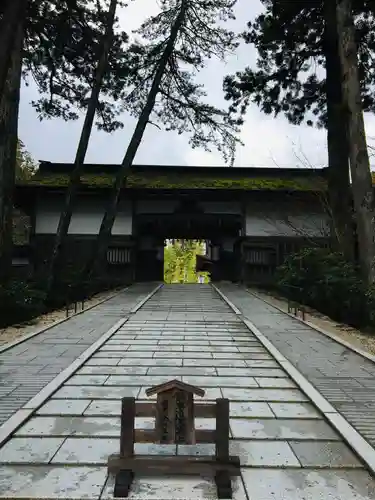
[19, 170, 328, 191]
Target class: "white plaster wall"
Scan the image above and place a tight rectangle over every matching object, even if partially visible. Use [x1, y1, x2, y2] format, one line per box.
[245, 202, 329, 237]
[35, 198, 132, 235]
[12, 258, 29, 265]
[112, 200, 133, 235]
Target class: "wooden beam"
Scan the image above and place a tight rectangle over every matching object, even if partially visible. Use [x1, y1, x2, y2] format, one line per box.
[134, 402, 216, 418]
[134, 428, 214, 444]
[108, 454, 241, 476]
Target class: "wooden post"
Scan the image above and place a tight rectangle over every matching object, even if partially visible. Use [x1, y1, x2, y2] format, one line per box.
[114, 470, 134, 498]
[183, 392, 195, 444]
[152, 384, 201, 445]
[114, 398, 136, 498]
[120, 397, 135, 457]
[155, 394, 166, 443]
[215, 398, 232, 499]
[215, 398, 229, 460]
[166, 391, 177, 443]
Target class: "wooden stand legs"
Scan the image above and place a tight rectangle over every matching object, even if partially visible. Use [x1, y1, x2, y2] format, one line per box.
[215, 470, 232, 499]
[110, 393, 240, 499]
[114, 398, 135, 497]
[215, 398, 232, 499]
[114, 470, 134, 498]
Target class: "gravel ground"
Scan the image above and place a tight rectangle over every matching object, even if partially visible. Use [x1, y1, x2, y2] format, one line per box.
[252, 289, 375, 357]
[0, 289, 120, 348]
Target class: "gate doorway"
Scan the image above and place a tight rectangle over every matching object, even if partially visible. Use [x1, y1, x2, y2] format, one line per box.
[163, 240, 211, 284]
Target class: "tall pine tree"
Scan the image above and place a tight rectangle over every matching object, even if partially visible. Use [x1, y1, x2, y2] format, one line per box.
[0, 0, 135, 284]
[45, 0, 119, 296]
[86, 0, 241, 279]
[336, 0, 375, 285]
[224, 0, 375, 259]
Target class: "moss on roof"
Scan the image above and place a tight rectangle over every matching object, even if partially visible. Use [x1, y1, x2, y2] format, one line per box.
[20, 171, 327, 191]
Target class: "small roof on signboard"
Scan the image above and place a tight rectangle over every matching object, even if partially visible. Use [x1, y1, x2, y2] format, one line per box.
[145, 379, 205, 397]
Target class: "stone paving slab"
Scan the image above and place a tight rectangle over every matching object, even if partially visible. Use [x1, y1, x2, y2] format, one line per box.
[0, 284, 374, 499]
[0, 283, 157, 425]
[217, 283, 375, 451]
[241, 469, 375, 500]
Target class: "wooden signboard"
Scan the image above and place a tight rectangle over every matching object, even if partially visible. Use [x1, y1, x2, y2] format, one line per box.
[108, 380, 240, 498]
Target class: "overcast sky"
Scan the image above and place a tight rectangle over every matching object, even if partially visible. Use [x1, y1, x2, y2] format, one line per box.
[18, 0, 375, 168]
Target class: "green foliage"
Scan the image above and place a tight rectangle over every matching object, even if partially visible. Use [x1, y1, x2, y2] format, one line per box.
[164, 240, 210, 284]
[21, 171, 327, 191]
[16, 140, 37, 181]
[12, 140, 36, 245]
[125, 0, 242, 163]
[23, 0, 134, 131]
[276, 247, 372, 328]
[0, 280, 46, 328]
[223, 0, 375, 128]
[0, 267, 124, 328]
[43, 258, 125, 308]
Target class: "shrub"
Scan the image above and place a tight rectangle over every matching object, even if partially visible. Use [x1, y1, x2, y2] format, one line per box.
[0, 280, 46, 328]
[276, 247, 371, 328]
[0, 269, 127, 329]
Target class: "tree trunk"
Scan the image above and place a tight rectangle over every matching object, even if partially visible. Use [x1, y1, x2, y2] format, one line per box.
[336, 0, 375, 285]
[85, 0, 188, 280]
[44, 0, 118, 295]
[0, 0, 27, 103]
[323, 0, 354, 260]
[0, 22, 23, 283]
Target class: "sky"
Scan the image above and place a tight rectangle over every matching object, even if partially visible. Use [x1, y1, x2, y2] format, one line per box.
[17, 0, 375, 168]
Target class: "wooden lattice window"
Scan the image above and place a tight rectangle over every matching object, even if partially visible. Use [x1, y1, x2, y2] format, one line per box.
[107, 247, 131, 265]
[244, 247, 274, 265]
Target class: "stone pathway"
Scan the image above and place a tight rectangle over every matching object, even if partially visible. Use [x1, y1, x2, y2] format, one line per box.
[217, 283, 375, 450]
[0, 284, 374, 499]
[0, 283, 157, 425]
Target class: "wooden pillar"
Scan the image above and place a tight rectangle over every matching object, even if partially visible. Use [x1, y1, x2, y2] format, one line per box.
[215, 398, 230, 460]
[215, 398, 232, 499]
[166, 392, 177, 443]
[184, 392, 195, 444]
[155, 394, 166, 443]
[120, 397, 135, 457]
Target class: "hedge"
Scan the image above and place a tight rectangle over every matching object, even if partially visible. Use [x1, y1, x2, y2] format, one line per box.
[276, 247, 373, 329]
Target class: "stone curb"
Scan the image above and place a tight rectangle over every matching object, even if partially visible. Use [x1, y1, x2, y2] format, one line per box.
[0, 286, 129, 355]
[211, 284, 242, 315]
[214, 286, 375, 476]
[248, 289, 375, 365]
[130, 283, 164, 313]
[0, 283, 162, 448]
